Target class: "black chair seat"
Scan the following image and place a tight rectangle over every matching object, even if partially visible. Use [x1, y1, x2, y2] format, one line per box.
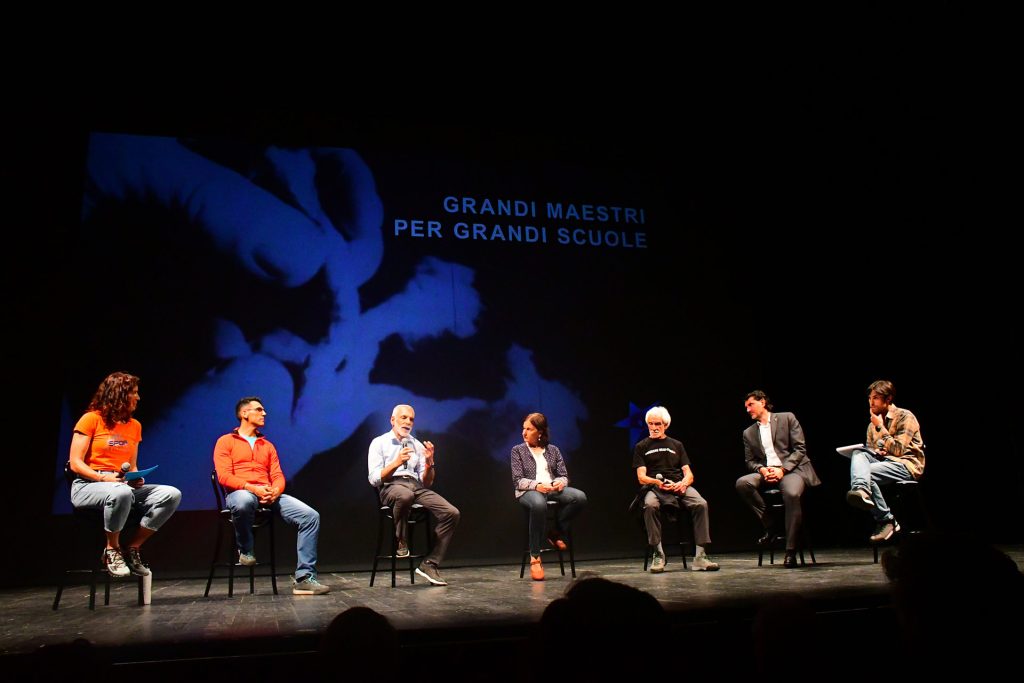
[757, 487, 816, 567]
[632, 488, 691, 571]
[370, 496, 433, 587]
[873, 479, 931, 563]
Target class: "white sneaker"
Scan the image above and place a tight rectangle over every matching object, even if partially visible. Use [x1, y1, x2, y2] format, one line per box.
[649, 550, 666, 573]
[692, 553, 720, 571]
[292, 576, 330, 595]
[102, 548, 130, 578]
[238, 551, 257, 566]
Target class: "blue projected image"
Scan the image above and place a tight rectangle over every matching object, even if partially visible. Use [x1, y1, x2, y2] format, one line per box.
[54, 133, 588, 512]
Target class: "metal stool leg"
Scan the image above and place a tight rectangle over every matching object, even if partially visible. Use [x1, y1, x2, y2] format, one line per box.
[370, 509, 386, 587]
[567, 528, 576, 578]
[268, 515, 278, 595]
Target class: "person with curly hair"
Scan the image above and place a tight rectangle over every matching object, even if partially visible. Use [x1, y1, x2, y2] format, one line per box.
[68, 371, 181, 577]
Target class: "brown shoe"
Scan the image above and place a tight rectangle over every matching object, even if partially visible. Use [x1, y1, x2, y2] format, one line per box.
[530, 556, 545, 581]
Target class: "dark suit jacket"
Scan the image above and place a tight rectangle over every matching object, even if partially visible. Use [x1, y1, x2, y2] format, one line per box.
[742, 412, 820, 486]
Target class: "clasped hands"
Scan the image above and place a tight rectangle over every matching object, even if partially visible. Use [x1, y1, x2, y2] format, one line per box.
[248, 484, 280, 504]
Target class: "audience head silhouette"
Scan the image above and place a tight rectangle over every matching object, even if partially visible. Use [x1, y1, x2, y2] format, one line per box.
[320, 606, 399, 678]
[882, 531, 1023, 669]
[536, 575, 666, 676]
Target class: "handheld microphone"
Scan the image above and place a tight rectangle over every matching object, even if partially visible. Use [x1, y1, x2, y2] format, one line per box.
[656, 473, 676, 486]
[119, 462, 131, 479]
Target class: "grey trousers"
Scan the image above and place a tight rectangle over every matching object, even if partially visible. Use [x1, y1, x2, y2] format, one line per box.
[71, 480, 181, 533]
[642, 487, 711, 548]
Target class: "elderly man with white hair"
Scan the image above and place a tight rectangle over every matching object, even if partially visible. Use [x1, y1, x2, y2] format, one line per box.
[632, 406, 719, 572]
[368, 404, 461, 586]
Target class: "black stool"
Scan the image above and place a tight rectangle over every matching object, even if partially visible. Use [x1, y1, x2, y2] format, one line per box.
[519, 499, 576, 579]
[370, 499, 433, 587]
[757, 487, 816, 567]
[204, 471, 278, 597]
[53, 461, 144, 610]
[874, 479, 932, 563]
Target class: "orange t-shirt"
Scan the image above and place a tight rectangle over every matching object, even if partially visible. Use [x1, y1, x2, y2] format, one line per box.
[74, 411, 142, 472]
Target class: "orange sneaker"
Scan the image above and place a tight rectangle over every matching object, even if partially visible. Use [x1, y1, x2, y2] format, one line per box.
[547, 532, 567, 551]
[530, 556, 544, 581]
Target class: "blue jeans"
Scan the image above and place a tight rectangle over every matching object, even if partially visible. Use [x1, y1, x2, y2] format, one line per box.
[226, 491, 320, 580]
[518, 487, 587, 556]
[71, 480, 181, 532]
[850, 451, 913, 522]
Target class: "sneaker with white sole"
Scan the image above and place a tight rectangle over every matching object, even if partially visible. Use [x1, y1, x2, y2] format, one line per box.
[846, 488, 875, 511]
[238, 551, 257, 566]
[649, 549, 666, 573]
[692, 553, 720, 571]
[869, 520, 900, 543]
[102, 547, 130, 578]
[415, 562, 448, 586]
[292, 575, 330, 595]
[396, 540, 409, 558]
[123, 547, 151, 576]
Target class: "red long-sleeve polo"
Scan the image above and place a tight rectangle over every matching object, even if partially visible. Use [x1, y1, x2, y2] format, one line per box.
[213, 431, 286, 494]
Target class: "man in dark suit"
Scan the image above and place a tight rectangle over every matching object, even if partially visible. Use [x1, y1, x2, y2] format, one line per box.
[735, 390, 820, 568]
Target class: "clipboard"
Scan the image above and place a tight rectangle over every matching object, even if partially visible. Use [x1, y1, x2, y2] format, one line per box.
[835, 444, 879, 459]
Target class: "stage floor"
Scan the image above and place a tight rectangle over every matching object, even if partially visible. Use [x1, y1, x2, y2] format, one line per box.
[3, 546, 1022, 676]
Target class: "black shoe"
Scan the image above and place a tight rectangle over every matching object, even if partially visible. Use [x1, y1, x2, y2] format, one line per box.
[757, 530, 774, 547]
[783, 551, 798, 568]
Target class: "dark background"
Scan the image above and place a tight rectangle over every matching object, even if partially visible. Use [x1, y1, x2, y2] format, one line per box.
[5, 81, 1018, 586]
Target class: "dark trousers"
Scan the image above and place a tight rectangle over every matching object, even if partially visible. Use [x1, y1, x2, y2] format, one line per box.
[518, 488, 588, 556]
[735, 472, 806, 550]
[380, 478, 460, 567]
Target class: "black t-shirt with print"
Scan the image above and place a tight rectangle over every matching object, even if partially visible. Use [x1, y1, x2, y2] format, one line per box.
[632, 436, 690, 481]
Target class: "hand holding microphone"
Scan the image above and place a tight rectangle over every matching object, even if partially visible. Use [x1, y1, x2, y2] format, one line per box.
[656, 473, 676, 487]
[391, 438, 413, 470]
[121, 461, 148, 487]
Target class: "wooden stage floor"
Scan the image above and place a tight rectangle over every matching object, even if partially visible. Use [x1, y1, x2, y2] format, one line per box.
[2, 545, 1021, 679]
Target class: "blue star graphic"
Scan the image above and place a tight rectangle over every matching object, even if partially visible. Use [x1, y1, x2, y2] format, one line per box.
[615, 401, 659, 447]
